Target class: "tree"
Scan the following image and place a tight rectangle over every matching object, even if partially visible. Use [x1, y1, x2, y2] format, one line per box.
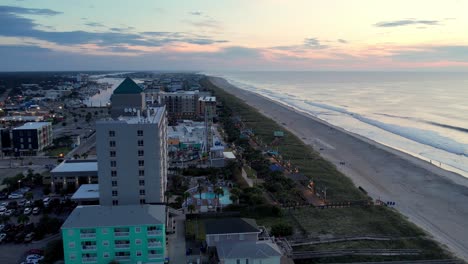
[270, 223, 293, 237]
[81, 152, 88, 159]
[43, 239, 64, 263]
[197, 184, 204, 200]
[183, 192, 190, 206]
[17, 214, 30, 224]
[73, 154, 80, 159]
[188, 204, 196, 214]
[25, 191, 34, 201]
[229, 194, 239, 204]
[0, 215, 10, 224]
[214, 187, 224, 210]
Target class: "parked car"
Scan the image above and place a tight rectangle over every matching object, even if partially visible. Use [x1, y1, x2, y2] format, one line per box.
[0, 233, 6, 243]
[0, 192, 7, 200]
[0, 206, 6, 214]
[7, 201, 17, 209]
[42, 197, 51, 207]
[25, 200, 32, 207]
[26, 254, 44, 263]
[8, 193, 23, 199]
[5, 209, 14, 216]
[24, 207, 32, 215]
[32, 207, 40, 215]
[24, 232, 35, 243]
[18, 199, 26, 207]
[14, 232, 25, 243]
[0, 224, 4, 232]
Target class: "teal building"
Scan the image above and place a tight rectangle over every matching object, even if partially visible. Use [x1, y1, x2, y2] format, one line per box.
[61, 205, 166, 264]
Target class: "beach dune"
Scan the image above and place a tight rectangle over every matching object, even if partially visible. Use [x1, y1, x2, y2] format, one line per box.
[209, 76, 468, 260]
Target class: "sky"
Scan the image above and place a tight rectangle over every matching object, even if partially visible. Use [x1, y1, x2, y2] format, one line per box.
[1, 0, 468, 71]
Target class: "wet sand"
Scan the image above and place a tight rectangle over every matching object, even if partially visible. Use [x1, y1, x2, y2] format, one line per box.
[209, 76, 468, 259]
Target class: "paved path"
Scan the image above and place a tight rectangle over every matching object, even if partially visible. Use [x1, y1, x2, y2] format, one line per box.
[167, 214, 187, 264]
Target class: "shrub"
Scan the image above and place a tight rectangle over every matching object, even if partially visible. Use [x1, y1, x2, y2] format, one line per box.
[270, 222, 293, 237]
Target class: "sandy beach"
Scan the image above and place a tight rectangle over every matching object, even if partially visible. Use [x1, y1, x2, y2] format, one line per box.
[209, 76, 468, 260]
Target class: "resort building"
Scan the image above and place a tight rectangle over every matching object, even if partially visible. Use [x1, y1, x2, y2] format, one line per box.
[61, 205, 166, 264]
[97, 106, 168, 206]
[159, 91, 199, 120]
[110, 77, 146, 118]
[11, 122, 52, 156]
[197, 96, 217, 119]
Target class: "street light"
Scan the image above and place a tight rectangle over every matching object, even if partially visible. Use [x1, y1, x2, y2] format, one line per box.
[18, 180, 21, 189]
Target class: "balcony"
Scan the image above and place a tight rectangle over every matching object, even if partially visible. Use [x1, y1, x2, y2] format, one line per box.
[148, 242, 162, 248]
[82, 245, 97, 251]
[147, 230, 162, 236]
[80, 233, 96, 239]
[114, 232, 129, 237]
[148, 254, 164, 259]
[115, 244, 130, 249]
[115, 256, 130, 261]
[82, 257, 97, 263]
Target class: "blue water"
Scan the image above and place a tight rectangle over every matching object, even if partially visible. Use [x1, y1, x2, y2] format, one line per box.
[200, 187, 232, 205]
[207, 71, 468, 178]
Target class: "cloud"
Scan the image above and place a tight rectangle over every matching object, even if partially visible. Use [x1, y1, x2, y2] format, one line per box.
[0, 5, 227, 48]
[186, 19, 222, 30]
[338, 39, 348, 44]
[374, 19, 440, 27]
[390, 45, 468, 62]
[85, 22, 105, 27]
[0, 5, 61, 16]
[303, 38, 329, 49]
[189, 11, 203, 16]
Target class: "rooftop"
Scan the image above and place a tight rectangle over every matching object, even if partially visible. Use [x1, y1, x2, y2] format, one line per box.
[61, 204, 166, 229]
[113, 77, 143, 95]
[100, 106, 165, 125]
[71, 184, 99, 201]
[13, 122, 51, 130]
[51, 160, 97, 173]
[205, 218, 259, 235]
[216, 241, 282, 259]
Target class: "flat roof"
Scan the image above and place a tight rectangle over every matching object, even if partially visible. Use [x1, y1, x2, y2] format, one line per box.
[205, 218, 259, 235]
[101, 106, 165, 125]
[51, 160, 98, 173]
[13, 122, 51, 130]
[71, 184, 99, 201]
[223, 152, 236, 159]
[217, 241, 282, 259]
[62, 204, 166, 229]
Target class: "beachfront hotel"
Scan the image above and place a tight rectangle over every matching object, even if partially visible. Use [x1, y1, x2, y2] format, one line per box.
[61, 205, 166, 264]
[97, 78, 168, 206]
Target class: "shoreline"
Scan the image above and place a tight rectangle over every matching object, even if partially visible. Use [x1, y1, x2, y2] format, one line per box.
[208, 76, 468, 260]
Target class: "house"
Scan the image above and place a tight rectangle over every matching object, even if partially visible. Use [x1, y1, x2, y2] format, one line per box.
[205, 218, 283, 264]
[61, 204, 166, 264]
[216, 241, 282, 264]
[50, 159, 98, 193]
[205, 218, 260, 247]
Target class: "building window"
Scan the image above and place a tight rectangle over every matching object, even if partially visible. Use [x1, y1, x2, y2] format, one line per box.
[103, 240, 109, 246]
[138, 170, 144, 176]
[112, 200, 118, 206]
[135, 239, 142, 245]
[139, 199, 145, 204]
[110, 151, 116, 157]
[109, 131, 115, 137]
[102, 228, 108, 234]
[112, 190, 118, 197]
[137, 130, 143, 136]
[138, 160, 144, 166]
[138, 150, 144, 156]
[139, 180, 145, 186]
[135, 227, 141, 233]
[236, 260, 240, 264]
[103, 252, 110, 258]
[139, 189, 145, 195]
[110, 160, 116, 167]
[68, 242, 75, 248]
[112, 181, 117, 187]
[246, 259, 249, 264]
[70, 253, 76, 260]
[136, 251, 142, 256]
[138, 140, 144, 146]
[110, 141, 116, 147]
[111, 170, 117, 177]
[68, 230, 74, 236]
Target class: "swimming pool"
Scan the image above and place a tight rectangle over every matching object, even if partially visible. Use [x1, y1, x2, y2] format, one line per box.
[200, 187, 232, 205]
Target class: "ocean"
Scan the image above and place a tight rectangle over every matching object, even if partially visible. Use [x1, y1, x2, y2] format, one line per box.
[208, 71, 468, 178]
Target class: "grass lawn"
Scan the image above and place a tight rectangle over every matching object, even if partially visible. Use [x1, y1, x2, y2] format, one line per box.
[185, 218, 206, 242]
[45, 146, 72, 157]
[243, 165, 257, 178]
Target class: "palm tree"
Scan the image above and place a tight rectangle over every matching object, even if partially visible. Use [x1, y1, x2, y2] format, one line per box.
[182, 192, 190, 206]
[17, 214, 30, 225]
[81, 153, 88, 160]
[197, 185, 204, 200]
[230, 194, 239, 205]
[231, 187, 242, 198]
[73, 154, 80, 160]
[214, 187, 224, 207]
[25, 191, 34, 201]
[187, 204, 196, 214]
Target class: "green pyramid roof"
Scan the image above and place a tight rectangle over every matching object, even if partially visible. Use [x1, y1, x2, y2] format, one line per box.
[113, 77, 143, 94]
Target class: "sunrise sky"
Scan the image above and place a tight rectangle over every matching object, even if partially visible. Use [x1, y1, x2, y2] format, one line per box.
[1, 0, 468, 71]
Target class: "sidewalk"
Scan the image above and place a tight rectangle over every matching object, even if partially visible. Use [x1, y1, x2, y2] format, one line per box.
[167, 214, 187, 264]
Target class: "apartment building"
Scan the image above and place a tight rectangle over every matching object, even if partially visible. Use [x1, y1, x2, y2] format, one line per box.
[11, 122, 52, 156]
[62, 205, 166, 264]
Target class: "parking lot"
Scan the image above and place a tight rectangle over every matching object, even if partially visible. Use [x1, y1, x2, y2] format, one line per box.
[1, 185, 75, 264]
